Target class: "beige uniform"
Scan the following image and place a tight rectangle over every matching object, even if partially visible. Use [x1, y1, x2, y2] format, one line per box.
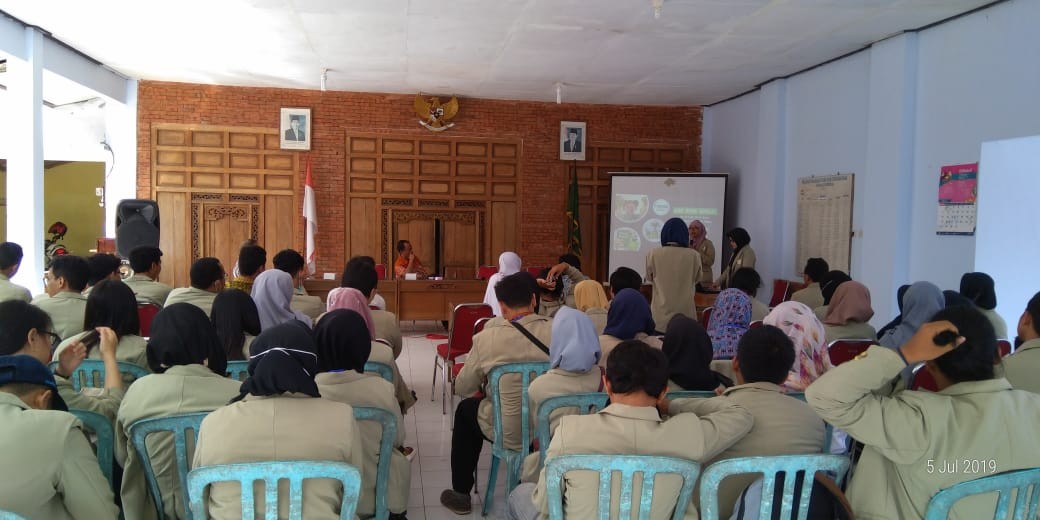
[0, 273, 31, 303]
[598, 333, 661, 368]
[790, 283, 824, 310]
[584, 308, 607, 335]
[369, 340, 415, 411]
[164, 287, 217, 315]
[291, 294, 325, 322]
[0, 392, 119, 519]
[371, 309, 403, 358]
[520, 367, 603, 483]
[823, 321, 877, 344]
[717, 246, 757, 288]
[807, 345, 1040, 519]
[54, 332, 150, 373]
[560, 265, 589, 309]
[455, 313, 552, 448]
[750, 297, 769, 322]
[115, 364, 242, 520]
[646, 246, 702, 330]
[693, 239, 716, 285]
[123, 274, 173, 307]
[32, 291, 88, 341]
[192, 393, 365, 520]
[979, 308, 1009, 339]
[54, 374, 125, 421]
[1002, 338, 1040, 394]
[316, 370, 410, 516]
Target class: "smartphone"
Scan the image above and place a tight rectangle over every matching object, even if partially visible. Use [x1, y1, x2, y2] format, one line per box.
[80, 330, 101, 352]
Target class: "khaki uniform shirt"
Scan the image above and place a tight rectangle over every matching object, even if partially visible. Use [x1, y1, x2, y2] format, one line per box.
[368, 340, 415, 412]
[0, 273, 31, 303]
[1002, 338, 1040, 394]
[192, 393, 365, 520]
[598, 333, 660, 368]
[123, 274, 173, 307]
[115, 364, 241, 520]
[790, 283, 824, 311]
[531, 401, 754, 519]
[807, 346, 1040, 519]
[0, 392, 119, 520]
[55, 373, 125, 421]
[520, 367, 604, 482]
[584, 308, 608, 335]
[55, 332, 150, 373]
[32, 291, 88, 341]
[316, 371, 410, 516]
[561, 265, 589, 309]
[371, 309, 403, 359]
[291, 294, 326, 322]
[980, 308, 1009, 339]
[537, 298, 564, 318]
[693, 239, 716, 285]
[455, 313, 552, 448]
[646, 246, 702, 330]
[823, 321, 877, 344]
[750, 297, 769, 322]
[717, 246, 757, 288]
[164, 287, 217, 315]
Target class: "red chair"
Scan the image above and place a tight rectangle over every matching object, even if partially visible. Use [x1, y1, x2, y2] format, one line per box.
[374, 264, 387, 280]
[477, 265, 498, 280]
[827, 339, 874, 366]
[749, 320, 764, 330]
[137, 303, 161, 337]
[785, 281, 807, 302]
[700, 307, 713, 328]
[998, 339, 1013, 358]
[911, 364, 939, 392]
[433, 303, 494, 415]
[527, 267, 545, 278]
[473, 317, 493, 335]
[769, 279, 791, 307]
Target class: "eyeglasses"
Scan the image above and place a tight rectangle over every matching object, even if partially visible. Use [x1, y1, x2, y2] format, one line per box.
[44, 331, 62, 352]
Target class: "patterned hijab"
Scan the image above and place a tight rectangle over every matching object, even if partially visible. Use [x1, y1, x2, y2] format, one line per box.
[326, 287, 375, 339]
[573, 280, 609, 312]
[483, 252, 522, 316]
[603, 288, 656, 340]
[824, 281, 874, 325]
[878, 281, 945, 349]
[765, 301, 831, 391]
[549, 307, 601, 373]
[660, 217, 690, 247]
[251, 269, 312, 330]
[708, 288, 752, 359]
[688, 220, 707, 250]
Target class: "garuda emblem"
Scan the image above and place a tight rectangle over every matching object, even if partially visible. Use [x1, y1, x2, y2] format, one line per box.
[414, 93, 459, 132]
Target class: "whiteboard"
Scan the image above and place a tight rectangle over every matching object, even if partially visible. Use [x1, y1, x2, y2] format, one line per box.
[796, 174, 854, 274]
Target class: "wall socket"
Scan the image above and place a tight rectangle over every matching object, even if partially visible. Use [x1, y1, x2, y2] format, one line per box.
[95, 187, 104, 196]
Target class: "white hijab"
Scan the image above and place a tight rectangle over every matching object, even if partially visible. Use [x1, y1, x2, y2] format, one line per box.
[483, 252, 522, 316]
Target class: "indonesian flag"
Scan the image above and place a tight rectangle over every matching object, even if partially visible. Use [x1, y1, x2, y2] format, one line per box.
[303, 156, 317, 275]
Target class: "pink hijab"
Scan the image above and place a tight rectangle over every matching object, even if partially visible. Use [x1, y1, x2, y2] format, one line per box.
[326, 287, 375, 339]
[689, 220, 707, 250]
[764, 301, 832, 391]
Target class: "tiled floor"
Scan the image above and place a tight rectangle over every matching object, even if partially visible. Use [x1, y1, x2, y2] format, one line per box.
[395, 321, 510, 520]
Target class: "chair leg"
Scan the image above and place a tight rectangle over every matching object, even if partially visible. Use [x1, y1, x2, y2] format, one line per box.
[430, 353, 439, 402]
[505, 454, 521, 494]
[441, 360, 451, 415]
[483, 455, 500, 516]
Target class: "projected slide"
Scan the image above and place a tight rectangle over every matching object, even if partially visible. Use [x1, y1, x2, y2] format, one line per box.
[609, 174, 727, 280]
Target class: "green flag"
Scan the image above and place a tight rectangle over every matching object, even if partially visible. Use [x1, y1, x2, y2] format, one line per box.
[566, 161, 582, 256]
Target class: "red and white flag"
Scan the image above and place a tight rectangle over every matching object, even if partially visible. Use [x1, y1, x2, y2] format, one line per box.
[303, 156, 317, 275]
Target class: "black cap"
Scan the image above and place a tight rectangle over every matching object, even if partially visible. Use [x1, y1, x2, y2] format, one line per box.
[0, 355, 68, 411]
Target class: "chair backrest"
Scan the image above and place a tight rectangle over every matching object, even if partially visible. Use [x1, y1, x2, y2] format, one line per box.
[487, 361, 550, 454]
[923, 467, 1040, 520]
[998, 339, 1013, 358]
[769, 279, 791, 307]
[0, 511, 27, 520]
[128, 412, 209, 519]
[473, 317, 493, 336]
[700, 307, 713, 328]
[138, 303, 162, 336]
[700, 454, 851, 520]
[477, 265, 498, 280]
[187, 461, 361, 520]
[749, 320, 764, 330]
[362, 361, 394, 383]
[666, 390, 718, 400]
[536, 392, 609, 465]
[447, 303, 494, 357]
[526, 266, 545, 278]
[225, 361, 249, 381]
[826, 339, 873, 366]
[545, 454, 701, 520]
[352, 406, 396, 520]
[50, 359, 151, 391]
[69, 409, 115, 490]
[374, 264, 386, 280]
[911, 363, 939, 392]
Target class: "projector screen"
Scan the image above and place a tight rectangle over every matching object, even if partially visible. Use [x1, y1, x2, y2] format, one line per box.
[609, 173, 728, 280]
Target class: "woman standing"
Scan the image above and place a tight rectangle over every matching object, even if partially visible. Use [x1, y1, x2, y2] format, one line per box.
[646, 217, 702, 330]
[688, 220, 715, 286]
[716, 228, 756, 289]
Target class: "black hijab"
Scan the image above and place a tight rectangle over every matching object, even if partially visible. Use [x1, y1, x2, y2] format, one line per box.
[819, 271, 852, 305]
[232, 320, 319, 403]
[944, 290, 974, 309]
[662, 314, 729, 391]
[724, 228, 752, 280]
[146, 303, 227, 376]
[960, 272, 997, 310]
[211, 289, 262, 361]
[314, 309, 372, 374]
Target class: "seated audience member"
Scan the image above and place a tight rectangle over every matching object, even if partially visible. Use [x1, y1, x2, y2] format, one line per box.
[84, 253, 122, 296]
[790, 257, 828, 309]
[807, 306, 1040, 519]
[164, 257, 225, 315]
[877, 284, 912, 339]
[192, 321, 364, 519]
[646, 217, 702, 329]
[0, 300, 124, 419]
[764, 301, 832, 391]
[32, 255, 90, 340]
[688, 219, 715, 286]
[226, 244, 266, 294]
[483, 251, 522, 316]
[393, 239, 429, 280]
[814, 270, 852, 321]
[0, 242, 31, 303]
[536, 267, 565, 318]
[54, 280, 148, 373]
[663, 314, 731, 392]
[878, 281, 945, 350]
[508, 340, 754, 520]
[210, 289, 261, 361]
[556, 253, 584, 307]
[272, 248, 325, 321]
[124, 246, 172, 306]
[730, 267, 768, 322]
[0, 355, 119, 519]
[252, 269, 312, 329]
[573, 279, 609, 334]
[440, 272, 552, 514]
[708, 288, 753, 359]
[822, 280, 877, 343]
[599, 288, 657, 367]
[960, 272, 1008, 338]
[717, 227, 756, 289]
[673, 326, 825, 518]
[944, 289, 973, 309]
[608, 266, 643, 298]
[116, 304, 239, 520]
[314, 309, 411, 520]
[231, 238, 258, 278]
[1002, 291, 1040, 393]
[341, 256, 403, 357]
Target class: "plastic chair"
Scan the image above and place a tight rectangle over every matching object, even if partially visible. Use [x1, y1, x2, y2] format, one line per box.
[473, 317, 493, 336]
[769, 279, 791, 307]
[483, 361, 550, 516]
[432, 303, 494, 415]
[363, 361, 394, 383]
[187, 461, 362, 520]
[911, 363, 940, 392]
[536, 392, 609, 465]
[225, 361, 249, 381]
[70, 409, 115, 490]
[826, 339, 874, 366]
[545, 454, 701, 520]
[998, 339, 1014, 358]
[352, 406, 397, 520]
[0, 511, 27, 520]
[923, 467, 1040, 519]
[699, 454, 851, 520]
[50, 359, 150, 391]
[128, 412, 209, 519]
[138, 303, 162, 336]
[477, 265, 498, 280]
[374, 264, 386, 280]
[700, 307, 714, 327]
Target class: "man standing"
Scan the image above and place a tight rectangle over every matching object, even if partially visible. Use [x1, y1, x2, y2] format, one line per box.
[393, 240, 428, 279]
[123, 246, 173, 306]
[32, 256, 90, 341]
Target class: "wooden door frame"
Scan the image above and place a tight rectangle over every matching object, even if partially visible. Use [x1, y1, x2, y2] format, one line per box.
[384, 208, 483, 277]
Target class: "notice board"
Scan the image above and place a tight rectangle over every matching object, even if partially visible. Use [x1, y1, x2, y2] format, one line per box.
[797, 174, 854, 274]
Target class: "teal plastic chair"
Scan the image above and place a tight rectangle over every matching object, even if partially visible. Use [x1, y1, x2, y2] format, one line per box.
[69, 409, 115, 491]
[363, 361, 394, 383]
[699, 454, 851, 520]
[49, 359, 150, 391]
[545, 454, 701, 520]
[128, 412, 209, 519]
[483, 361, 550, 516]
[187, 461, 362, 520]
[536, 392, 609, 465]
[923, 467, 1040, 519]
[0, 511, 27, 520]
[352, 406, 397, 520]
[225, 361, 249, 381]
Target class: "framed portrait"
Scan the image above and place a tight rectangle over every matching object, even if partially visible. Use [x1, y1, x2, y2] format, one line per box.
[560, 121, 586, 161]
[280, 107, 311, 150]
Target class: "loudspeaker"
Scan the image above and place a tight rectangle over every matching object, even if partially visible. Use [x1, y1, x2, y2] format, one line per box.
[115, 199, 160, 258]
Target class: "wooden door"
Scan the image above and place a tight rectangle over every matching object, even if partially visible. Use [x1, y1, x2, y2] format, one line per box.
[442, 219, 478, 279]
[200, 203, 254, 276]
[393, 219, 436, 277]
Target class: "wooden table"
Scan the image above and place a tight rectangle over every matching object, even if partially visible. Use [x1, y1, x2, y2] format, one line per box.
[303, 279, 486, 322]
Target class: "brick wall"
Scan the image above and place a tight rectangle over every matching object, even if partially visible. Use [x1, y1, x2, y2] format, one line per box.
[137, 81, 702, 273]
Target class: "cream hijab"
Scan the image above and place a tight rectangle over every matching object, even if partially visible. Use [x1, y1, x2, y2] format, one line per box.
[483, 252, 522, 316]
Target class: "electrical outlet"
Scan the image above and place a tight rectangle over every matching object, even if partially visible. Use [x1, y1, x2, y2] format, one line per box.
[95, 187, 104, 196]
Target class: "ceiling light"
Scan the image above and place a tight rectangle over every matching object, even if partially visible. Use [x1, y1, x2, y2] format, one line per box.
[555, 82, 562, 104]
[320, 68, 328, 92]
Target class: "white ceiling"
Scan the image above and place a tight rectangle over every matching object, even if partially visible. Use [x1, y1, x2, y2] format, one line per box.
[0, 0, 993, 106]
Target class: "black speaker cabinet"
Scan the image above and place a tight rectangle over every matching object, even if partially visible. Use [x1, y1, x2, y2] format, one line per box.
[115, 199, 160, 258]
